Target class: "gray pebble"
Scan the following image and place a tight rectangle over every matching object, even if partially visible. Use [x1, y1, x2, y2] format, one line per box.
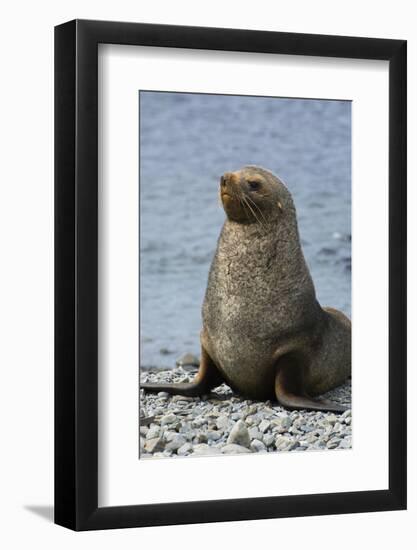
[259, 419, 271, 433]
[139, 426, 149, 437]
[144, 437, 165, 453]
[324, 414, 338, 425]
[206, 430, 222, 441]
[166, 435, 187, 451]
[272, 416, 292, 433]
[339, 437, 352, 449]
[251, 439, 267, 452]
[216, 415, 231, 430]
[245, 414, 260, 426]
[192, 417, 208, 428]
[193, 444, 222, 456]
[177, 442, 193, 456]
[206, 410, 221, 418]
[263, 433, 275, 447]
[171, 395, 195, 403]
[152, 407, 166, 416]
[146, 426, 161, 440]
[227, 420, 250, 448]
[221, 444, 252, 454]
[327, 437, 342, 449]
[164, 431, 178, 442]
[195, 432, 208, 444]
[161, 413, 177, 426]
[304, 433, 319, 444]
[275, 436, 292, 451]
[249, 427, 262, 440]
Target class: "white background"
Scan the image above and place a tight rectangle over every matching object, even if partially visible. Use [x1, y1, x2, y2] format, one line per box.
[0, 1, 415, 548]
[99, 46, 389, 506]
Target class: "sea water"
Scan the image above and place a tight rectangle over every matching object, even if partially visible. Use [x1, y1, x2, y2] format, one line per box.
[140, 92, 351, 368]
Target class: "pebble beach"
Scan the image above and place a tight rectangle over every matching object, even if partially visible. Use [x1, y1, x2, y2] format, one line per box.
[139, 363, 352, 459]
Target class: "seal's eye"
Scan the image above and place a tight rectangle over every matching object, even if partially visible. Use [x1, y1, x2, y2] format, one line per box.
[248, 180, 261, 191]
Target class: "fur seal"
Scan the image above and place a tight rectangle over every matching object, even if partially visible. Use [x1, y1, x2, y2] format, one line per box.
[142, 166, 351, 412]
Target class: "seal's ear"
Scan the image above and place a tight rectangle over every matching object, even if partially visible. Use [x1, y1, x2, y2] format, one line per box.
[277, 201, 283, 212]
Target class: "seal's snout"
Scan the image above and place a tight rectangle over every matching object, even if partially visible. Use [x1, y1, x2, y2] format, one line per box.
[220, 172, 236, 195]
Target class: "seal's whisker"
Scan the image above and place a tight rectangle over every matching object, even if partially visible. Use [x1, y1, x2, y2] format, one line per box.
[246, 194, 267, 222]
[234, 189, 246, 215]
[240, 194, 258, 222]
[239, 197, 255, 224]
[233, 187, 259, 227]
[240, 193, 266, 231]
[245, 194, 269, 226]
[241, 195, 267, 233]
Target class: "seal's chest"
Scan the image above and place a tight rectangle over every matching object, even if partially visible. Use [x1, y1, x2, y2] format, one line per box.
[217, 259, 282, 319]
[218, 244, 278, 295]
[212, 332, 276, 399]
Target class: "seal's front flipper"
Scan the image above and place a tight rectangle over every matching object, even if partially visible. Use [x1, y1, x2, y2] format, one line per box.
[274, 365, 348, 413]
[141, 347, 224, 397]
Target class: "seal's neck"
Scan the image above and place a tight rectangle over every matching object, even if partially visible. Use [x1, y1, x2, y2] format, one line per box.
[217, 215, 311, 290]
[221, 214, 300, 252]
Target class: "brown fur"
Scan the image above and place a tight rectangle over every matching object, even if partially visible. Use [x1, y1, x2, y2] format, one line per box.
[142, 166, 351, 412]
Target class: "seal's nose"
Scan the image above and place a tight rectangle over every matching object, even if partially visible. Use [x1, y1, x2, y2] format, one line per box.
[221, 172, 234, 189]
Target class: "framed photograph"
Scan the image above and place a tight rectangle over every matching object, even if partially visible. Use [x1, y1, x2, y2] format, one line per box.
[55, 19, 406, 530]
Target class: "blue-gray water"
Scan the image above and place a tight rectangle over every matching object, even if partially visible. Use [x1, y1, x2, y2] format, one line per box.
[140, 92, 351, 369]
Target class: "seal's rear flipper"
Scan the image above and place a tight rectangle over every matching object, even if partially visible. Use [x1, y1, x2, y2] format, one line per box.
[141, 347, 224, 397]
[141, 380, 205, 397]
[274, 367, 348, 413]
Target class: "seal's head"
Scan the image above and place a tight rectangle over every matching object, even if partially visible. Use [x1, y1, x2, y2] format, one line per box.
[219, 166, 294, 224]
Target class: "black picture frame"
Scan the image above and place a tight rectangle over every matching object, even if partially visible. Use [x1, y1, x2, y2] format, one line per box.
[55, 19, 407, 531]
